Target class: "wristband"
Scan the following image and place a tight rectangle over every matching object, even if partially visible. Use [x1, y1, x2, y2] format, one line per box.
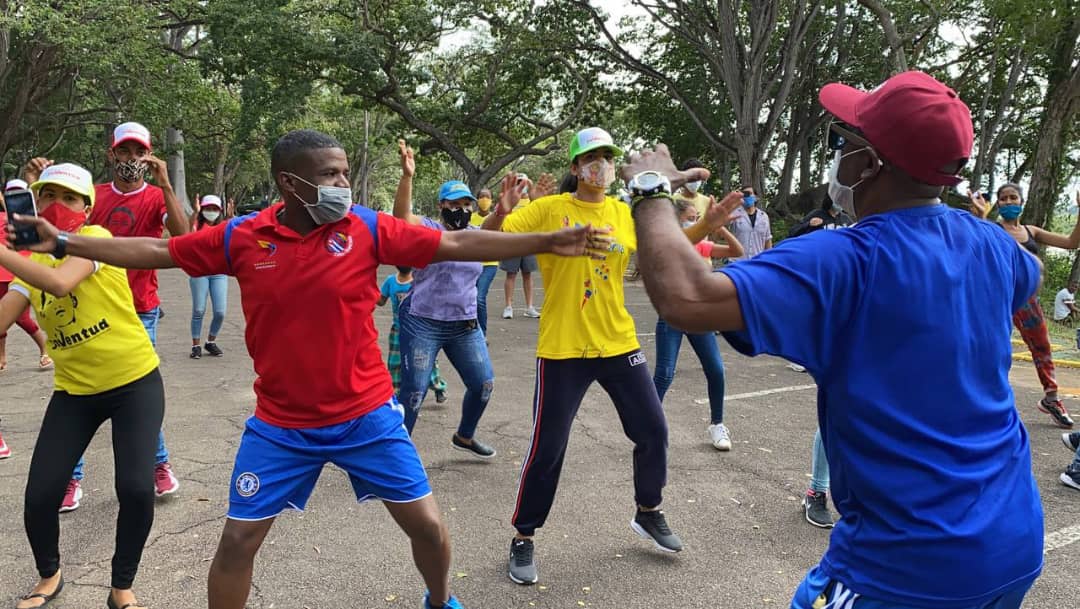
[52, 232, 69, 258]
[630, 192, 675, 215]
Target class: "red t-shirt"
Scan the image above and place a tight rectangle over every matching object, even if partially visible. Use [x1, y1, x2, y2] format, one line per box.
[168, 204, 442, 428]
[88, 183, 167, 312]
[695, 240, 714, 260]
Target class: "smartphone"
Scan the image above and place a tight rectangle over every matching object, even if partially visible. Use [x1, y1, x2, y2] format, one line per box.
[3, 188, 40, 246]
[516, 173, 530, 196]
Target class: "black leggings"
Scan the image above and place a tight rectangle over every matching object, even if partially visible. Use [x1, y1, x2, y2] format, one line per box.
[24, 368, 164, 589]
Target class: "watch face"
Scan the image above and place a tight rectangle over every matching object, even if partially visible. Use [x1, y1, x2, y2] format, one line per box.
[636, 171, 662, 190]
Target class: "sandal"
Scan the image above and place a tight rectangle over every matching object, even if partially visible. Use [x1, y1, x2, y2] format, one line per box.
[38, 354, 52, 369]
[16, 575, 63, 608]
[106, 591, 147, 609]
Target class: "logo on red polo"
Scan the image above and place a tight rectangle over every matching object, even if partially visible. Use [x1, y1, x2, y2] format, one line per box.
[326, 232, 353, 257]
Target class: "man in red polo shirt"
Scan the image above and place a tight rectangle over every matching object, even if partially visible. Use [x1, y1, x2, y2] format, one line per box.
[13, 129, 599, 609]
[23, 121, 189, 507]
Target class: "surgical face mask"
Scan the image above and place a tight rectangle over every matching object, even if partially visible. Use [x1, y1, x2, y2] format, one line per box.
[578, 159, 616, 190]
[114, 159, 147, 183]
[201, 209, 221, 222]
[742, 194, 757, 208]
[681, 220, 695, 229]
[998, 204, 1023, 220]
[685, 181, 702, 194]
[285, 172, 352, 225]
[441, 206, 472, 230]
[827, 149, 869, 218]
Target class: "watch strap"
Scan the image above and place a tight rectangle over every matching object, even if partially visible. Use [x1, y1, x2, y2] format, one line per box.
[52, 232, 69, 258]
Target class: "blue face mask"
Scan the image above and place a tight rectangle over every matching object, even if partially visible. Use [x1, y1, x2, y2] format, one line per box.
[999, 204, 1022, 220]
[742, 195, 757, 208]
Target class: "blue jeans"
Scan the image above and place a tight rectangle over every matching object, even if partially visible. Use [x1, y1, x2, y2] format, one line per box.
[652, 317, 726, 424]
[811, 428, 829, 492]
[475, 265, 498, 336]
[189, 275, 228, 340]
[73, 307, 168, 480]
[397, 296, 494, 439]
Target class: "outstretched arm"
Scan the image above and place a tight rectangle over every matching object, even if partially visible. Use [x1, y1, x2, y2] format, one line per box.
[433, 224, 609, 263]
[8, 215, 176, 269]
[622, 145, 745, 332]
[1031, 196, 1080, 249]
[0, 247, 95, 297]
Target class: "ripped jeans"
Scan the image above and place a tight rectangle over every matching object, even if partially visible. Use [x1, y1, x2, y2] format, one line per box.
[397, 295, 494, 439]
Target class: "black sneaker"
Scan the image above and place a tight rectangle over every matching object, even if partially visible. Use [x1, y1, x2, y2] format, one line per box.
[631, 509, 683, 553]
[508, 538, 538, 585]
[803, 490, 835, 528]
[451, 435, 496, 459]
[204, 342, 224, 357]
[1063, 432, 1080, 453]
[435, 389, 447, 404]
[190, 345, 202, 359]
[1038, 398, 1075, 429]
[1061, 464, 1080, 491]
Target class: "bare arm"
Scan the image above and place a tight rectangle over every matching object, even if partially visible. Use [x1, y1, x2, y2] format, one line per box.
[710, 226, 744, 258]
[0, 290, 31, 336]
[393, 140, 423, 226]
[432, 225, 600, 263]
[377, 295, 389, 306]
[148, 155, 190, 236]
[0, 247, 95, 297]
[9, 215, 176, 269]
[1030, 222, 1080, 250]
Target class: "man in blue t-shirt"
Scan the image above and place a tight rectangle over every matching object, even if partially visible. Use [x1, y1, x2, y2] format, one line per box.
[626, 71, 1044, 609]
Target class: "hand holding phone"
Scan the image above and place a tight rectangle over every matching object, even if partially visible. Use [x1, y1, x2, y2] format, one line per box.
[3, 189, 41, 246]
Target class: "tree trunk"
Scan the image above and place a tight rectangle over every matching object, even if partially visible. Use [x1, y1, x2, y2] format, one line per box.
[166, 127, 191, 214]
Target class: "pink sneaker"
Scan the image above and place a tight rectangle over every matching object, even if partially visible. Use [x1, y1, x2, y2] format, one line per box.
[154, 462, 179, 497]
[59, 479, 82, 513]
[0, 430, 11, 459]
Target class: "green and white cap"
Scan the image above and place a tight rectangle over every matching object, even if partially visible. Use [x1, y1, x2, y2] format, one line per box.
[568, 127, 623, 162]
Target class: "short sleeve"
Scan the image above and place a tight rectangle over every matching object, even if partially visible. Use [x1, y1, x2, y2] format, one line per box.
[719, 231, 863, 372]
[375, 214, 441, 268]
[695, 241, 714, 258]
[1012, 245, 1041, 313]
[380, 275, 393, 298]
[168, 221, 229, 277]
[501, 195, 552, 234]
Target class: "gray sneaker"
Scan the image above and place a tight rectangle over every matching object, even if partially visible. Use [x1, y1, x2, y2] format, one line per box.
[508, 538, 538, 585]
[1063, 432, 1080, 453]
[803, 490, 834, 528]
[631, 509, 683, 552]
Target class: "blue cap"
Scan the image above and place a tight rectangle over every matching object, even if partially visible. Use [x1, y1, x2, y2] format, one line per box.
[438, 180, 476, 202]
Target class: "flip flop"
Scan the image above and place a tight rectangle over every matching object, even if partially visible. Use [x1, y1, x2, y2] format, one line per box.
[16, 575, 63, 608]
[106, 592, 147, 609]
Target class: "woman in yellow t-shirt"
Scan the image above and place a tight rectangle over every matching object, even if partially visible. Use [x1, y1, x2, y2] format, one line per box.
[0, 163, 162, 609]
[482, 127, 735, 585]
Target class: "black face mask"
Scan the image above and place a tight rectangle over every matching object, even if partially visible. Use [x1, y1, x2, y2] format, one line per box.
[441, 207, 472, 230]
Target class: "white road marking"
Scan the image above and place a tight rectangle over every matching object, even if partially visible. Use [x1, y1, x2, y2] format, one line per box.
[1045, 524, 1080, 554]
[725, 385, 817, 401]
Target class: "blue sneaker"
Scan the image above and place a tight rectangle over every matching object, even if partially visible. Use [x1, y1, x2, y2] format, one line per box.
[422, 592, 465, 609]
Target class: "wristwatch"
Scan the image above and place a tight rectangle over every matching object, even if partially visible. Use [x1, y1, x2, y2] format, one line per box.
[52, 232, 69, 258]
[627, 171, 672, 199]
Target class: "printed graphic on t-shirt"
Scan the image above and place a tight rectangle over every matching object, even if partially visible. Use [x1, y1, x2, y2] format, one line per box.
[562, 215, 626, 310]
[99, 206, 139, 236]
[38, 290, 112, 351]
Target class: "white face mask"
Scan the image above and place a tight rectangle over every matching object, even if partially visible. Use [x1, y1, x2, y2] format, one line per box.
[201, 209, 221, 222]
[827, 149, 869, 219]
[685, 181, 702, 194]
[681, 220, 695, 229]
[578, 159, 616, 190]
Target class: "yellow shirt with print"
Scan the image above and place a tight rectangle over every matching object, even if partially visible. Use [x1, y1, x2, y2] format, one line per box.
[675, 191, 711, 218]
[469, 212, 498, 266]
[501, 193, 639, 359]
[12, 225, 159, 395]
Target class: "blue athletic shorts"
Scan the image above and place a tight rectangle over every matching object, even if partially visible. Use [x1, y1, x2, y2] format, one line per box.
[790, 565, 1032, 609]
[227, 400, 431, 521]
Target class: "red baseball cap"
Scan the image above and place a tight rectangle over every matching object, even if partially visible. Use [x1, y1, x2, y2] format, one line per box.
[112, 122, 153, 150]
[819, 71, 973, 186]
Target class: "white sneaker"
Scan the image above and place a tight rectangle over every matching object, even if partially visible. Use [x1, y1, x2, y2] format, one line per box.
[787, 363, 807, 373]
[524, 306, 541, 318]
[502, 306, 514, 319]
[708, 423, 732, 451]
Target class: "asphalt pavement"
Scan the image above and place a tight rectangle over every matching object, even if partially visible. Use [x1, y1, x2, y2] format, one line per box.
[0, 267, 1075, 608]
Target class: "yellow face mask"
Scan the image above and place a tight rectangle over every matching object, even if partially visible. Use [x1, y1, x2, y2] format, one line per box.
[477, 197, 492, 213]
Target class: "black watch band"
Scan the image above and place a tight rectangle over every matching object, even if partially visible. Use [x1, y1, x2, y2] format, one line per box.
[52, 232, 69, 258]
